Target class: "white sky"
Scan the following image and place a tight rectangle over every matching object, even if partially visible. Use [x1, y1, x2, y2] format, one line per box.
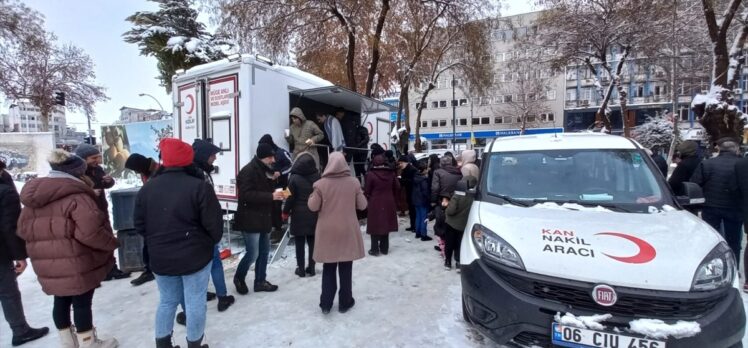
[10, 0, 537, 131]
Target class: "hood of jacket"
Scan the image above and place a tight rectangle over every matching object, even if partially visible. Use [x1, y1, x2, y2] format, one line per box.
[192, 139, 220, 172]
[291, 152, 318, 176]
[259, 134, 279, 150]
[440, 155, 455, 167]
[461, 150, 476, 164]
[455, 176, 478, 192]
[290, 107, 307, 122]
[20, 175, 94, 209]
[439, 163, 461, 175]
[322, 152, 351, 178]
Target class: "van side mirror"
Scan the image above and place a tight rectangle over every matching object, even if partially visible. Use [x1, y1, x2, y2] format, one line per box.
[676, 182, 705, 206]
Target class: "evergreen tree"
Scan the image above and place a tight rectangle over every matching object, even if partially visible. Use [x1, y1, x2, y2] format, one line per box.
[633, 115, 681, 150]
[123, 0, 231, 92]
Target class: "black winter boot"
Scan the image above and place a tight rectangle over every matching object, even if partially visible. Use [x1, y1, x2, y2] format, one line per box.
[130, 270, 155, 286]
[11, 326, 49, 346]
[217, 296, 235, 312]
[187, 335, 208, 348]
[294, 267, 306, 278]
[156, 333, 180, 348]
[305, 265, 315, 276]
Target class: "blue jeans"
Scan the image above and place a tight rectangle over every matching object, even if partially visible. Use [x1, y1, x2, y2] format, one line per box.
[154, 262, 211, 342]
[415, 205, 429, 237]
[702, 207, 744, 259]
[211, 244, 227, 297]
[234, 231, 270, 286]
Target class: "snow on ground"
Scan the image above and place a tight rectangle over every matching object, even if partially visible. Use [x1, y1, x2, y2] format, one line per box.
[12, 217, 499, 348]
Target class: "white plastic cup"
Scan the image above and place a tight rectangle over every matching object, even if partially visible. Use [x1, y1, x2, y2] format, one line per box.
[284, 129, 290, 137]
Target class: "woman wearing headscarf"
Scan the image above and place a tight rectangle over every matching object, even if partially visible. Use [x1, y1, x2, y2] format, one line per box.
[17, 150, 119, 348]
[308, 152, 367, 314]
[286, 107, 325, 169]
[364, 154, 400, 256]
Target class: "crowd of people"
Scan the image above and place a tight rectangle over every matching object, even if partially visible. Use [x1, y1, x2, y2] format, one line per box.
[2, 106, 747, 348]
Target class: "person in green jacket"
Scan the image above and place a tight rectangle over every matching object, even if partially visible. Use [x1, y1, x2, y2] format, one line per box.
[443, 176, 477, 270]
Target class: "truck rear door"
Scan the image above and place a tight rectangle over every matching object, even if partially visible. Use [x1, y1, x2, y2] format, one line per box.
[206, 74, 240, 201]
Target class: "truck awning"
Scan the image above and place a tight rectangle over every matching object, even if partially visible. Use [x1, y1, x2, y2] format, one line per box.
[290, 86, 395, 114]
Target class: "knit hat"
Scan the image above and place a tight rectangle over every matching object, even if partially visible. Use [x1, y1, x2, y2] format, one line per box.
[677, 140, 698, 157]
[370, 144, 385, 158]
[372, 154, 386, 167]
[74, 144, 100, 159]
[397, 155, 410, 163]
[259, 134, 278, 150]
[257, 143, 276, 159]
[125, 153, 152, 175]
[159, 138, 194, 168]
[48, 150, 87, 178]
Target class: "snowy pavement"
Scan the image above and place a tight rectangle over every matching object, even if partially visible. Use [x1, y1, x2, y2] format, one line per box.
[6, 213, 748, 347]
[11, 219, 494, 348]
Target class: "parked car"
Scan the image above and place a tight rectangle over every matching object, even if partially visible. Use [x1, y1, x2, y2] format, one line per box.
[460, 133, 744, 348]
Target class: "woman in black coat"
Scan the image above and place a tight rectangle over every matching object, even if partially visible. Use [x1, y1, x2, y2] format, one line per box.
[282, 152, 321, 277]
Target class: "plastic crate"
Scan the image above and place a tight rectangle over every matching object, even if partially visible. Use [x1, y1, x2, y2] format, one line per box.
[116, 229, 145, 273]
[110, 188, 140, 231]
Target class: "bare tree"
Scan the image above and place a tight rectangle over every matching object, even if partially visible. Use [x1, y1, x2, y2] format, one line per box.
[690, 0, 748, 143]
[498, 54, 553, 135]
[0, 34, 108, 131]
[535, 0, 673, 136]
[0, 0, 44, 45]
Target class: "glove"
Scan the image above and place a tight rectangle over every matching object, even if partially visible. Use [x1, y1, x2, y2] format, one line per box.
[281, 212, 289, 221]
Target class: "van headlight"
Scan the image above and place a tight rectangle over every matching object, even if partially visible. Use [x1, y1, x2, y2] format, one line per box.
[471, 224, 525, 270]
[691, 242, 735, 291]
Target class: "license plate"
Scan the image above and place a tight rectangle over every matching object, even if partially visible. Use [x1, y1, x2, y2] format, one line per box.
[552, 323, 666, 348]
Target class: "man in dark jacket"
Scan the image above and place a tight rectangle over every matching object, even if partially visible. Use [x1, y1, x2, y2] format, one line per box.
[124, 154, 160, 287]
[75, 144, 130, 280]
[398, 156, 418, 232]
[690, 138, 744, 259]
[134, 138, 222, 348]
[191, 139, 235, 314]
[258, 134, 293, 244]
[352, 124, 370, 178]
[0, 160, 49, 346]
[668, 141, 701, 196]
[233, 143, 284, 294]
[735, 156, 748, 290]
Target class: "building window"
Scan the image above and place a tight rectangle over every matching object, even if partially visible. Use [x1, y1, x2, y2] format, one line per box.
[481, 117, 490, 124]
[526, 115, 536, 123]
[472, 118, 480, 125]
[459, 98, 468, 106]
[547, 90, 557, 100]
[459, 118, 467, 126]
[503, 95, 513, 103]
[439, 100, 447, 108]
[679, 109, 689, 121]
[421, 121, 428, 128]
[432, 120, 438, 127]
[439, 120, 447, 127]
[495, 116, 503, 124]
[480, 97, 491, 105]
[431, 101, 439, 108]
[566, 68, 578, 80]
[540, 113, 555, 122]
[635, 86, 644, 97]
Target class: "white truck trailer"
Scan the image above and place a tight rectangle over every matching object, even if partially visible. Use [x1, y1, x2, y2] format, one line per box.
[172, 54, 394, 211]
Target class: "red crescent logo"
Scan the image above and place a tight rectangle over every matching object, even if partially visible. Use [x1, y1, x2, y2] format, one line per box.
[186, 94, 195, 114]
[367, 122, 374, 135]
[382, 143, 388, 150]
[595, 232, 656, 264]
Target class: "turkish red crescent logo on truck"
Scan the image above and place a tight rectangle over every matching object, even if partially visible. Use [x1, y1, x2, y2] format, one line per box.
[185, 94, 195, 114]
[595, 232, 656, 264]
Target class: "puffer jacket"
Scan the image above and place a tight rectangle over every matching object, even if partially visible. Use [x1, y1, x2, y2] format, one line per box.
[286, 107, 325, 168]
[445, 177, 478, 231]
[460, 150, 480, 180]
[432, 156, 463, 202]
[17, 172, 117, 296]
[234, 156, 275, 232]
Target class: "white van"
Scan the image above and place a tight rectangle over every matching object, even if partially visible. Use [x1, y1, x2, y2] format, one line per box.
[460, 133, 745, 348]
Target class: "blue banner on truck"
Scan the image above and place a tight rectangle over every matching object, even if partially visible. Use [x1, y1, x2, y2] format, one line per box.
[410, 127, 563, 140]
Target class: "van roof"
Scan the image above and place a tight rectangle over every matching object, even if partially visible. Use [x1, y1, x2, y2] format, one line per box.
[488, 133, 639, 153]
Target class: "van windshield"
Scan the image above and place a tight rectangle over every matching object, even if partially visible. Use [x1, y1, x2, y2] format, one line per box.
[484, 149, 672, 212]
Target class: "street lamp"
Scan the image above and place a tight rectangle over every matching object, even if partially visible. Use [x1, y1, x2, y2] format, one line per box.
[138, 93, 165, 112]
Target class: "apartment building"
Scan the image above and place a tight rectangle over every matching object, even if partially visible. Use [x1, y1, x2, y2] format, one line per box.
[5, 101, 66, 138]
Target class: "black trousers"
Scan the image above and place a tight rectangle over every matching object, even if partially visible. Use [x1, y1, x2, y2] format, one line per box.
[444, 224, 464, 264]
[408, 202, 416, 229]
[294, 235, 315, 269]
[142, 242, 150, 272]
[52, 289, 95, 332]
[0, 261, 29, 335]
[320, 262, 353, 310]
[370, 235, 389, 254]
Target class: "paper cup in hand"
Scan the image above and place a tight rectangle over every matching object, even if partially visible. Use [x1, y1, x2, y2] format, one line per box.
[284, 129, 290, 137]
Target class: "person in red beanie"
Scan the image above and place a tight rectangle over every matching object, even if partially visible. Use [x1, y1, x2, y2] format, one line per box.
[134, 138, 222, 348]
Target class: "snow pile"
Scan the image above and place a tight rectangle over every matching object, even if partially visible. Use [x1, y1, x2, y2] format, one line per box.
[531, 202, 613, 212]
[690, 85, 723, 110]
[555, 312, 612, 331]
[628, 319, 701, 340]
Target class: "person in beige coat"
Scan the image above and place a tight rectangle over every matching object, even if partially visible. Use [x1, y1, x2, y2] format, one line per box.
[460, 149, 480, 180]
[308, 152, 367, 314]
[286, 107, 325, 169]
